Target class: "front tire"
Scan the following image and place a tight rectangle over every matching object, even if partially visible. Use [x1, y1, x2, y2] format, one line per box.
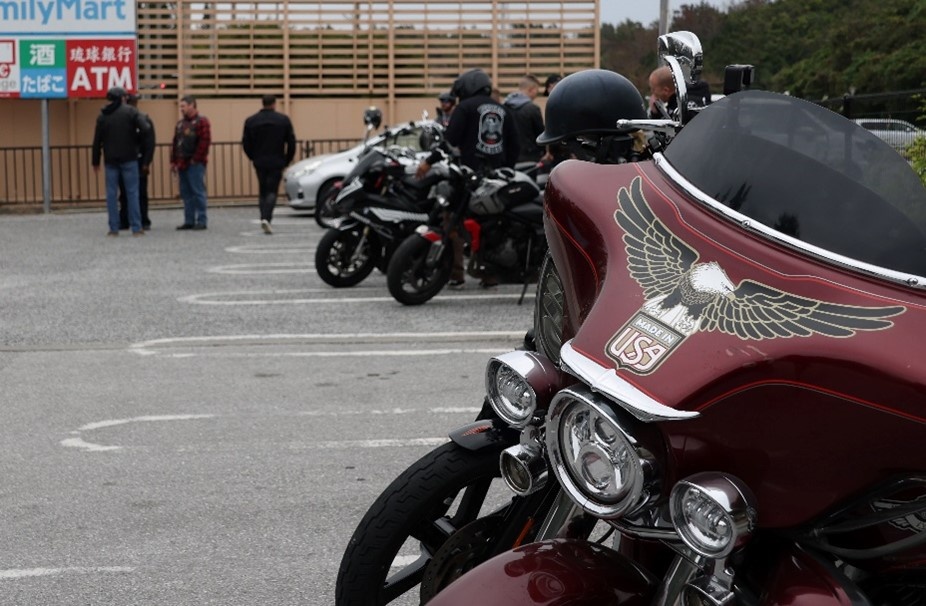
[315, 226, 377, 287]
[386, 235, 452, 306]
[335, 442, 508, 606]
[315, 180, 341, 228]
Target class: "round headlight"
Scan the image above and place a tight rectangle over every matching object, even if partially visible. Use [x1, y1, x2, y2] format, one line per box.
[669, 473, 757, 559]
[533, 252, 564, 364]
[545, 386, 651, 518]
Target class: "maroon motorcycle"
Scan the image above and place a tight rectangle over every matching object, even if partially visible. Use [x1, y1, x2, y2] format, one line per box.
[424, 70, 926, 605]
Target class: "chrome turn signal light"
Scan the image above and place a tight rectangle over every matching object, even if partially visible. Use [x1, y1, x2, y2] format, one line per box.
[485, 351, 565, 428]
[669, 472, 758, 558]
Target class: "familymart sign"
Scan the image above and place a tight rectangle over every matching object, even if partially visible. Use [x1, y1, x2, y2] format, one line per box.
[0, 0, 136, 98]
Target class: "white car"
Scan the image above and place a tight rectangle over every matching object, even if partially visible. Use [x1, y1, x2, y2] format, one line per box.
[284, 120, 442, 214]
[853, 118, 925, 155]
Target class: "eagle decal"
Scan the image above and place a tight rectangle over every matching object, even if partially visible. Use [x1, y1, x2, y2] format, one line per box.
[605, 177, 905, 375]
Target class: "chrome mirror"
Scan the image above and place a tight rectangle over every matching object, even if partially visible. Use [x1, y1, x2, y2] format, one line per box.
[658, 31, 703, 125]
[658, 31, 703, 82]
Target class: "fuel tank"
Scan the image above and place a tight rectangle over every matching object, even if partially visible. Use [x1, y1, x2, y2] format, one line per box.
[543, 159, 926, 536]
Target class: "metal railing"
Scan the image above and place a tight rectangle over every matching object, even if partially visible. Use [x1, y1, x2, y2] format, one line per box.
[0, 138, 356, 212]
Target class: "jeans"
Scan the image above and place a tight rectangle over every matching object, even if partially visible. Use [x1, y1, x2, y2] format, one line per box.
[178, 162, 208, 226]
[106, 161, 141, 233]
[256, 166, 283, 222]
[119, 160, 150, 228]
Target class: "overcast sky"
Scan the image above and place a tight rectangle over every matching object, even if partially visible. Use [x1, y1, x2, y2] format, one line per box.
[601, 0, 733, 26]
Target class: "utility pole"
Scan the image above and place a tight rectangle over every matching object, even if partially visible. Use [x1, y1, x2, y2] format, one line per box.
[659, 0, 669, 35]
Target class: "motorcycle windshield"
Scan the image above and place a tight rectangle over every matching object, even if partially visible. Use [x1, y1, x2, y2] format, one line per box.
[344, 147, 385, 182]
[663, 90, 926, 277]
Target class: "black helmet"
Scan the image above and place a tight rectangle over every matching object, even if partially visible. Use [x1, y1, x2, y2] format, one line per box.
[543, 74, 562, 96]
[451, 69, 492, 100]
[438, 92, 456, 104]
[536, 69, 646, 145]
[106, 86, 127, 102]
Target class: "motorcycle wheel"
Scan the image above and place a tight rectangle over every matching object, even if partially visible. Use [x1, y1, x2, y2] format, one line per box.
[315, 227, 377, 287]
[335, 441, 509, 605]
[386, 235, 452, 306]
[314, 180, 341, 228]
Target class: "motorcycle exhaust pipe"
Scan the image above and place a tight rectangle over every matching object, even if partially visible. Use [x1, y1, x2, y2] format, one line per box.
[500, 443, 548, 496]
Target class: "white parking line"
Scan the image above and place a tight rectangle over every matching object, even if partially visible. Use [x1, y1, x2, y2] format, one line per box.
[313, 437, 448, 449]
[225, 244, 316, 254]
[178, 289, 533, 305]
[60, 409, 476, 453]
[129, 331, 524, 356]
[0, 567, 134, 580]
[61, 414, 218, 452]
[207, 263, 316, 275]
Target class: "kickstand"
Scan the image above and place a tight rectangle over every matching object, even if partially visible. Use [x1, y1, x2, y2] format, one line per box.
[518, 280, 529, 305]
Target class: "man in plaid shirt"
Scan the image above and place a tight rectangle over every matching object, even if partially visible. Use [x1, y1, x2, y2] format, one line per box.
[171, 95, 212, 230]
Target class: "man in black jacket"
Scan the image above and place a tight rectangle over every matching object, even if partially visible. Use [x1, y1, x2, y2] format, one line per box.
[442, 69, 519, 173]
[504, 74, 545, 162]
[242, 94, 297, 234]
[118, 93, 156, 230]
[92, 87, 151, 236]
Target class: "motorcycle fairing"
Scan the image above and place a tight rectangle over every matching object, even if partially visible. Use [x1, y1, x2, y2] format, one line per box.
[544, 159, 926, 527]
[425, 539, 656, 606]
[606, 176, 903, 376]
[545, 160, 921, 410]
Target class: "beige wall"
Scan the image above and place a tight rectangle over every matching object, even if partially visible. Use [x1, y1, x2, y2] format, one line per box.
[0, 96, 483, 148]
[1, 94, 549, 147]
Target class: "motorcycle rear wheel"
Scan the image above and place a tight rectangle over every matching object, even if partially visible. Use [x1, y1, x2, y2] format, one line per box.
[335, 441, 509, 605]
[386, 235, 452, 306]
[315, 227, 377, 287]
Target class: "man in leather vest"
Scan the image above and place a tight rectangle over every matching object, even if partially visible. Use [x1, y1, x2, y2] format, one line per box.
[171, 95, 212, 230]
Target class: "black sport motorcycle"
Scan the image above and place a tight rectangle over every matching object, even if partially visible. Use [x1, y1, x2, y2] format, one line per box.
[385, 162, 546, 305]
[314, 142, 450, 288]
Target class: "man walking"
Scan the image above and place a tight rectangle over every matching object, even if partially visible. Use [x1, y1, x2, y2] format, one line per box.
[504, 74, 545, 162]
[171, 95, 212, 230]
[241, 94, 296, 234]
[92, 86, 151, 237]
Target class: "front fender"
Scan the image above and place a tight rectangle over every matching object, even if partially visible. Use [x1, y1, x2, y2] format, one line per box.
[427, 539, 656, 606]
[448, 419, 519, 453]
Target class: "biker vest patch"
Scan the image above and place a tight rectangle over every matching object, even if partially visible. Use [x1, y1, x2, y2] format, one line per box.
[605, 177, 905, 375]
[475, 103, 504, 156]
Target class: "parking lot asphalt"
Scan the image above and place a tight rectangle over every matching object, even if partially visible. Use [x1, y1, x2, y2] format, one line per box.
[0, 205, 535, 604]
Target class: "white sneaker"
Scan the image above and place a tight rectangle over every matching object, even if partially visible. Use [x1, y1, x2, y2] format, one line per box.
[260, 219, 273, 235]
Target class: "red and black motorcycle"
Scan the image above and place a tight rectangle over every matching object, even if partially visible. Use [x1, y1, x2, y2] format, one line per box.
[424, 63, 926, 606]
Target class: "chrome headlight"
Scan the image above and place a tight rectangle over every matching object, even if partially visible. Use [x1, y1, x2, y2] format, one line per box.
[545, 385, 656, 518]
[485, 350, 564, 428]
[533, 252, 564, 364]
[669, 473, 757, 558]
